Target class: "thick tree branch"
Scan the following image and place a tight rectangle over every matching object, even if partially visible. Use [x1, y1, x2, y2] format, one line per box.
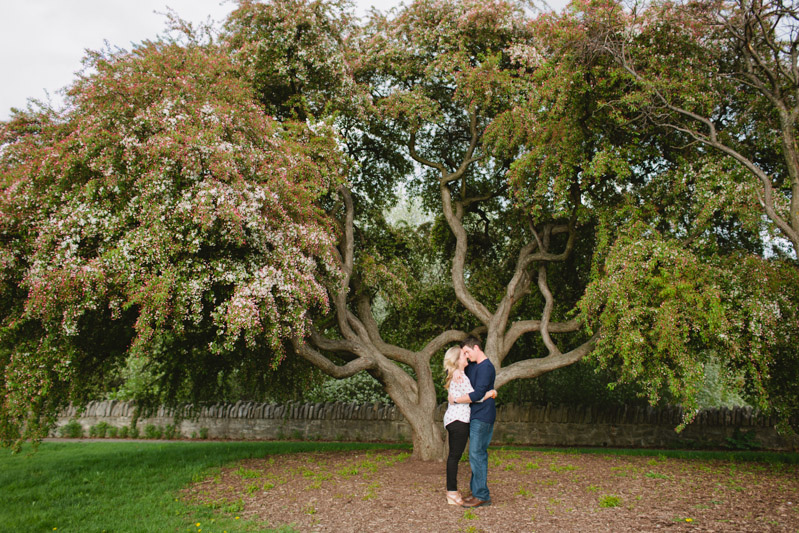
[494, 333, 600, 388]
[354, 293, 419, 366]
[339, 186, 355, 277]
[330, 186, 359, 341]
[504, 241, 538, 307]
[300, 321, 422, 405]
[291, 336, 375, 379]
[536, 264, 561, 357]
[417, 329, 471, 361]
[441, 181, 493, 325]
[417, 107, 493, 325]
[494, 220, 576, 338]
[503, 319, 583, 360]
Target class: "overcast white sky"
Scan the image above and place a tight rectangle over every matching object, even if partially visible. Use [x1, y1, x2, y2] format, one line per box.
[0, 0, 399, 120]
[0, 0, 566, 121]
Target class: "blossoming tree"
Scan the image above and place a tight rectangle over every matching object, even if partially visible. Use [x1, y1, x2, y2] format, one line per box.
[0, 38, 345, 448]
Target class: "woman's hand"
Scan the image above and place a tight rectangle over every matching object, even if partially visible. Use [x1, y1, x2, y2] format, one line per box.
[482, 389, 497, 401]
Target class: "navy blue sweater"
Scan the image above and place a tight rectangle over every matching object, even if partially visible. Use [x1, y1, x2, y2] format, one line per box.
[465, 358, 496, 424]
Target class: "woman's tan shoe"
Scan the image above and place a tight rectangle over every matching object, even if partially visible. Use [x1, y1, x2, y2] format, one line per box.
[446, 491, 464, 505]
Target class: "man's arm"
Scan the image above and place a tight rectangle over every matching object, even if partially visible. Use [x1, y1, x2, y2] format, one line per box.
[450, 389, 496, 404]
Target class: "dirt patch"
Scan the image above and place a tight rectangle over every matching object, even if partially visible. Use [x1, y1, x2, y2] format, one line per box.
[183, 449, 799, 532]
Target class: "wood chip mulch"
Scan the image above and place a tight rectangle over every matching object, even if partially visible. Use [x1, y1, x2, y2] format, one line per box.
[182, 449, 799, 532]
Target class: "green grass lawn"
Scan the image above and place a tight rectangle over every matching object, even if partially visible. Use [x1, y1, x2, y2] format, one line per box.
[0, 440, 407, 533]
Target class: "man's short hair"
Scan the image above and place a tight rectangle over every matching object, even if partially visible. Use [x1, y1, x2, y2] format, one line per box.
[460, 335, 481, 349]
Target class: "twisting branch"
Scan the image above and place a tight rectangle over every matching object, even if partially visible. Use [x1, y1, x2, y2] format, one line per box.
[417, 329, 472, 362]
[330, 186, 358, 341]
[293, 183, 430, 411]
[407, 107, 495, 326]
[536, 264, 561, 357]
[354, 292, 419, 366]
[495, 333, 600, 388]
[440, 180, 493, 325]
[502, 320, 583, 358]
[505, 241, 538, 304]
[493, 218, 577, 358]
[290, 337, 375, 379]
[402, 96, 591, 370]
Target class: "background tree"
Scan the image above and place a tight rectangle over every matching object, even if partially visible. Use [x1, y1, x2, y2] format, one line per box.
[590, 0, 799, 257]
[0, 36, 344, 448]
[541, 0, 799, 428]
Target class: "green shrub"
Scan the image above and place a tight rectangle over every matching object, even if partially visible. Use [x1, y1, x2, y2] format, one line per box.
[108, 426, 119, 438]
[199, 427, 209, 440]
[59, 420, 84, 438]
[128, 426, 139, 439]
[118, 426, 129, 438]
[144, 424, 163, 439]
[89, 421, 110, 438]
[163, 424, 177, 440]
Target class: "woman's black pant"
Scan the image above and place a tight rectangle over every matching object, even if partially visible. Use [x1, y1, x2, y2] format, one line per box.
[446, 420, 470, 491]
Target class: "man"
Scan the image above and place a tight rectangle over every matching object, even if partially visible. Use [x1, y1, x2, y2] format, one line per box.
[450, 335, 496, 508]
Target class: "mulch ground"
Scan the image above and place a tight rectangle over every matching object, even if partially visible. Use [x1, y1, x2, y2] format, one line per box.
[183, 449, 799, 532]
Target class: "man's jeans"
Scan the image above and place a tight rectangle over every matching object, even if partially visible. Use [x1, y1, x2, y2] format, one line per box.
[469, 418, 494, 501]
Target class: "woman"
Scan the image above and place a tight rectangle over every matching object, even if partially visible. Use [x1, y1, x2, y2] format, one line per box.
[442, 346, 496, 505]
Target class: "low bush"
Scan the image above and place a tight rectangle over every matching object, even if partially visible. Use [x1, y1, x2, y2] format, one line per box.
[59, 420, 84, 439]
[144, 424, 163, 439]
[89, 422, 110, 438]
[163, 424, 177, 440]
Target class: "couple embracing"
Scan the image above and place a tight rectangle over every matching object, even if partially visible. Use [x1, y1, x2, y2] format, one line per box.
[443, 336, 496, 508]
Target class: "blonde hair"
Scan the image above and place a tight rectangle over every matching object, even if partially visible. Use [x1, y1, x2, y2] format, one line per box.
[443, 346, 461, 388]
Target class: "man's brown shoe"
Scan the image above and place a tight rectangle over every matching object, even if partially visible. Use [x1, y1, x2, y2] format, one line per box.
[461, 497, 491, 508]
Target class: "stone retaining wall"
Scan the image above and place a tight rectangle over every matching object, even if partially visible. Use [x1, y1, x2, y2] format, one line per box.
[53, 401, 799, 450]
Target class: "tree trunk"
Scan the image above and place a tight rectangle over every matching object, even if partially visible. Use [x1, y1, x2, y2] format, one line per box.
[381, 370, 447, 461]
[404, 407, 446, 461]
